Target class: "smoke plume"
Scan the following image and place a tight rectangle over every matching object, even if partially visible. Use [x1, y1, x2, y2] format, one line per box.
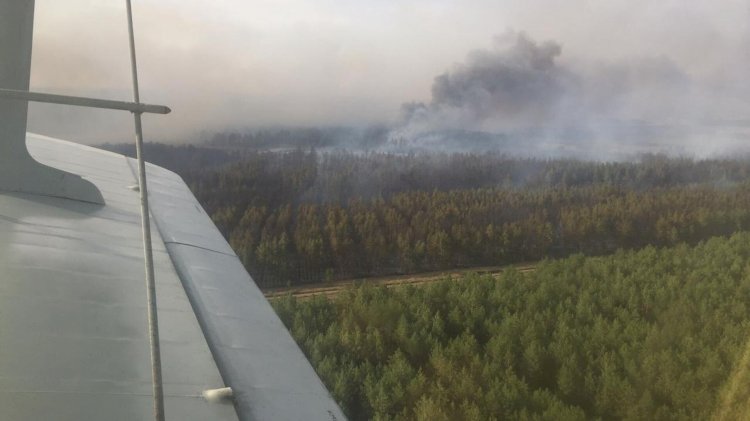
[390, 32, 749, 159]
[409, 33, 568, 128]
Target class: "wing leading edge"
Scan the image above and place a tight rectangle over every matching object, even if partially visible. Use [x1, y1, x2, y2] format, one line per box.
[135, 150, 347, 421]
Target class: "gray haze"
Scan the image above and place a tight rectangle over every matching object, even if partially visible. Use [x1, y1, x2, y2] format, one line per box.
[388, 32, 743, 158]
[26, 0, 750, 156]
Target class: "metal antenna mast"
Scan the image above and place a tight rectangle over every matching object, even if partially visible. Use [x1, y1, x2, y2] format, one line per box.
[125, 1, 165, 420]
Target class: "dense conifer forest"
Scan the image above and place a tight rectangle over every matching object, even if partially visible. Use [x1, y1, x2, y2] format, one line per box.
[100, 142, 750, 418]
[273, 233, 750, 420]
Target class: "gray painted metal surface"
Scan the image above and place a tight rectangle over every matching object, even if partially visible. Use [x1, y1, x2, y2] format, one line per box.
[139, 159, 348, 421]
[0, 134, 238, 421]
[0, 134, 347, 420]
[0, 88, 171, 114]
[0, 0, 103, 205]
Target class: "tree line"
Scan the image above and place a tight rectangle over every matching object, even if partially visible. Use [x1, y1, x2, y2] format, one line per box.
[96, 143, 750, 287]
[100, 144, 750, 213]
[220, 185, 750, 287]
[187, 150, 750, 215]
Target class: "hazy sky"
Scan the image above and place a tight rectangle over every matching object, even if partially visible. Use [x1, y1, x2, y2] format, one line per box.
[27, 0, 750, 144]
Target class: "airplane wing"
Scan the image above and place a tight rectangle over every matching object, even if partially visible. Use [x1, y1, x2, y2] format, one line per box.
[0, 133, 346, 421]
[0, 2, 345, 419]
